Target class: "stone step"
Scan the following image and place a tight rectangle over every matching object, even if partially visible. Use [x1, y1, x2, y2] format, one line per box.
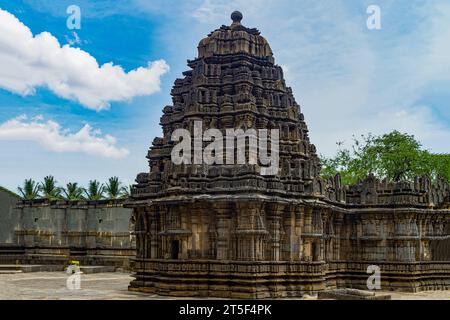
[79, 266, 116, 274]
[318, 289, 391, 300]
[1, 264, 63, 272]
[21, 265, 64, 272]
[0, 270, 23, 274]
[0, 264, 117, 273]
[0, 265, 22, 271]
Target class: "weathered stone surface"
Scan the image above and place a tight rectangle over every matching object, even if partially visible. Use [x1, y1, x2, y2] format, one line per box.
[318, 289, 391, 300]
[127, 12, 450, 298]
[0, 187, 21, 244]
[0, 271, 448, 300]
[0, 199, 135, 269]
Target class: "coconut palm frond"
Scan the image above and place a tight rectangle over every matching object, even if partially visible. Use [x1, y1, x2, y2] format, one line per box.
[17, 179, 40, 200]
[63, 182, 85, 200]
[105, 176, 126, 199]
[40, 175, 63, 200]
[120, 185, 133, 199]
[84, 180, 105, 201]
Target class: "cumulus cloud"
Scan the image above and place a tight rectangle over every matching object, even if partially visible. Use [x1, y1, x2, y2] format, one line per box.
[0, 8, 169, 110]
[0, 115, 129, 158]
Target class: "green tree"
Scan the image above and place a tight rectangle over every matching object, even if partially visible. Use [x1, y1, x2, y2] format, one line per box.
[428, 153, 450, 182]
[104, 176, 126, 199]
[40, 175, 63, 200]
[17, 179, 40, 200]
[321, 131, 450, 184]
[84, 180, 105, 201]
[63, 182, 85, 200]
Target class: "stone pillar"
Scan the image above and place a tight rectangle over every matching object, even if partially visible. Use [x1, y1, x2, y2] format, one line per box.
[266, 202, 283, 261]
[333, 214, 343, 261]
[294, 207, 303, 261]
[149, 208, 158, 259]
[303, 240, 312, 261]
[304, 207, 312, 234]
[235, 202, 268, 261]
[216, 211, 229, 260]
[179, 208, 188, 259]
[282, 207, 293, 261]
[313, 208, 324, 261]
[301, 207, 313, 261]
[207, 202, 229, 260]
[135, 209, 146, 259]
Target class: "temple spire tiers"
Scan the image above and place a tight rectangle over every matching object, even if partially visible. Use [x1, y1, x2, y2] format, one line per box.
[197, 11, 274, 61]
[127, 12, 450, 298]
[131, 9, 323, 202]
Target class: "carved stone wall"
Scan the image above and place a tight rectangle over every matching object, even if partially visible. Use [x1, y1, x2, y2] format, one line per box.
[0, 199, 135, 269]
[325, 173, 450, 208]
[127, 12, 450, 298]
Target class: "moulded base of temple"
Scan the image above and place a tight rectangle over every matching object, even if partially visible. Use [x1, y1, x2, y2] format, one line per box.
[128, 259, 450, 298]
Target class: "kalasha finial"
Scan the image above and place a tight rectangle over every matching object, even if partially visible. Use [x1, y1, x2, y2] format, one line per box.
[231, 11, 243, 24]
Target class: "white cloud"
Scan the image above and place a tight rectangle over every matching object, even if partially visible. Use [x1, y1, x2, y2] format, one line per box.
[192, 0, 269, 23]
[0, 8, 169, 110]
[0, 115, 129, 158]
[65, 31, 87, 46]
[191, 0, 450, 156]
[192, 0, 223, 23]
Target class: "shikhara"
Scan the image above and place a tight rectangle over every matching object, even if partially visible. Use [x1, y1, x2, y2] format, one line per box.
[170, 120, 280, 175]
[128, 11, 450, 298]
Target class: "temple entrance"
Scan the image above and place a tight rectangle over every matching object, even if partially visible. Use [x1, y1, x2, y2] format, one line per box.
[171, 240, 179, 259]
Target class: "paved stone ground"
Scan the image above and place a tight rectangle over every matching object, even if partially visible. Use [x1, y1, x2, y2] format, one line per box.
[385, 290, 450, 300]
[0, 272, 449, 300]
[0, 272, 157, 300]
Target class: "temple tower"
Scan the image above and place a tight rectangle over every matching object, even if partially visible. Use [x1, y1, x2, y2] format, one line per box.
[127, 12, 450, 297]
[128, 11, 326, 298]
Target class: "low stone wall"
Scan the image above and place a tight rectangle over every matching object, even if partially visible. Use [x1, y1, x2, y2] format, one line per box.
[0, 199, 135, 270]
[0, 188, 21, 244]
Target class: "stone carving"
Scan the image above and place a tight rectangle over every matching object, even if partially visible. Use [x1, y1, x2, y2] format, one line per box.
[0, 199, 135, 269]
[127, 12, 450, 298]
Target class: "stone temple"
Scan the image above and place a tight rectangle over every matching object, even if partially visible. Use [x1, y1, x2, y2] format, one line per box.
[127, 12, 450, 298]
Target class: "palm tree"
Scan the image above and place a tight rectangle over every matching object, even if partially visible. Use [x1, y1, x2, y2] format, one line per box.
[104, 176, 126, 199]
[120, 185, 133, 199]
[63, 182, 84, 200]
[84, 180, 105, 201]
[17, 179, 40, 200]
[40, 175, 62, 200]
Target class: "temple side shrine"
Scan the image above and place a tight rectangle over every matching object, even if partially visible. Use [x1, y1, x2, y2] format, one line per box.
[127, 12, 450, 298]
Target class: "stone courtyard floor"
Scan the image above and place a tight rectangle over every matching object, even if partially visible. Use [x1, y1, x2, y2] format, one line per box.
[0, 271, 449, 300]
[0, 272, 156, 300]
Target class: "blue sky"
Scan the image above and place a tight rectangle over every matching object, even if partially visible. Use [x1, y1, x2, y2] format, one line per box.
[0, 0, 449, 191]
